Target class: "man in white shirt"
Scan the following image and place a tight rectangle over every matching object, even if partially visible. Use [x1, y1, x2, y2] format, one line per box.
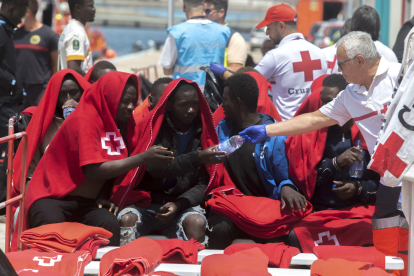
[240, 31, 407, 276]
[251, 4, 327, 120]
[351, 5, 398, 63]
[57, 0, 95, 76]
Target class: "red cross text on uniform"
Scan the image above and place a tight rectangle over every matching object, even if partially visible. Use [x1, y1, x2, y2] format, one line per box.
[370, 132, 407, 178]
[292, 51, 322, 82]
[101, 132, 125, 156]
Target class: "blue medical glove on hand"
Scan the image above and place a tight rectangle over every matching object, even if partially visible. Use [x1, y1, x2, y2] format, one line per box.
[210, 62, 226, 78]
[239, 125, 269, 144]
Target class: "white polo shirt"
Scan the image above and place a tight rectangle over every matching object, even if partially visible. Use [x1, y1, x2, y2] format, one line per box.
[255, 33, 328, 120]
[322, 44, 339, 74]
[320, 57, 401, 189]
[57, 19, 93, 72]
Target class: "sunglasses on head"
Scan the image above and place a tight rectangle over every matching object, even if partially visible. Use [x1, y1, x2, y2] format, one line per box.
[205, 8, 219, 15]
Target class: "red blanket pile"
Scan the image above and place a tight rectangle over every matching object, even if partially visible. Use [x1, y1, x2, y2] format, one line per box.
[201, 248, 269, 276]
[20, 222, 111, 258]
[313, 245, 385, 270]
[293, 205, 374, 253]
[17, 269, 63, 276]
[7, 250, 91, 276]
[155, 238, 204, 264]
[310, 258, 380, 276]
[207, 192, 312, 239]
[99, 237, 162, 276]
[224, 242, 300, 268]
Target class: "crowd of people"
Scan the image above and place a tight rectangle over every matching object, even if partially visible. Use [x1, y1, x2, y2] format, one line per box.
[0, 0, 410, 275]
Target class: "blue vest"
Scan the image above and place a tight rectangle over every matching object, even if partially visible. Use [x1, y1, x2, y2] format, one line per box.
[168, 20, 230, 89]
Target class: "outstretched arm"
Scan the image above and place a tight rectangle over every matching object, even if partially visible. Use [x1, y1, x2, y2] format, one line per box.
[240, 110, 338, 144]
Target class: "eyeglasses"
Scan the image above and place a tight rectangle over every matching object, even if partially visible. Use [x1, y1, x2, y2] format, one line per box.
[205, 8, 219, 15]
[337, 56, 357, 70]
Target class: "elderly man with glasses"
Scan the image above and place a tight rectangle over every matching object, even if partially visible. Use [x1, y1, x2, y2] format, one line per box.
[240, 31, 407, 276]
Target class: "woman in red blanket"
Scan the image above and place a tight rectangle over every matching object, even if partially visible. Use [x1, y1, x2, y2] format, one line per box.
[19, 72, 174, 247]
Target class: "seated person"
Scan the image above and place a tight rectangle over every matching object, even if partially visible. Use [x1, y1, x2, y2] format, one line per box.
[207, 74, 306, 249]
[118, 80, 226, 246]
[18, 72, 174, 247]
[84, 60, 117, 83]
[286, 74, 380, 211]
[13, 69, 90, 196]
[133, 77, 173, 124]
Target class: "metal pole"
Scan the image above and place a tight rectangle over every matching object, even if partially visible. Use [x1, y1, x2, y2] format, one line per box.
[168, 0, 175, 28]
[346, 0, 354, 19]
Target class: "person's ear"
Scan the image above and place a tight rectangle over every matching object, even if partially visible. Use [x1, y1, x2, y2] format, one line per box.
[356, 55, 365, 66]
[148, 95, 154, 106]
[182, 4, 186, 13]
[219, 8, 225, 18]
[235, 97, 242, 107]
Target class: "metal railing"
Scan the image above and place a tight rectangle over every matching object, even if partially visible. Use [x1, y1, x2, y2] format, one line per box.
[132, 65, 159, 82]
[0, 117, 28, 252]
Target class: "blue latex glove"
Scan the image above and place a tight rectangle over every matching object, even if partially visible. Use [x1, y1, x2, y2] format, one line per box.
[210, 62, 226, 78]
[239, 125, 269, 144]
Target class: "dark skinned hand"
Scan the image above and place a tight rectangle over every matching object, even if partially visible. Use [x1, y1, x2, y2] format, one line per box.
[198, 145, 228, 164]
[142, 146, 174, 167]
[156, 202, 181, 225]
[337, 146, 363, 167]
[332, 181, 357, 200]
[281, 185, 308, 213]
[96, 199, 119, 216]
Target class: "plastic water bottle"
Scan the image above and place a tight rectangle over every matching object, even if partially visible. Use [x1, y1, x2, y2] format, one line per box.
[349, 140, 365, 178]
[63, 107, 75, 119]
[213, 135, 243, 157]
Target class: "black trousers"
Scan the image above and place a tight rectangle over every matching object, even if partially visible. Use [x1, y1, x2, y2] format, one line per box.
[29, 196, 120, 246]
[207, 212, 289, 249]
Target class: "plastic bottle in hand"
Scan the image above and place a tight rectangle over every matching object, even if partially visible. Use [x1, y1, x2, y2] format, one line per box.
[63, 107, 75, 119]
[213, 135, 243, 157]
[349, 140, 365, 178]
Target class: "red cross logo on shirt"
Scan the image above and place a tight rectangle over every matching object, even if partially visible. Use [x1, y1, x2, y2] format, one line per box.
[292, 51, 322, 82]
[370, 132, 407, 178]
[101, 132, 125, 156]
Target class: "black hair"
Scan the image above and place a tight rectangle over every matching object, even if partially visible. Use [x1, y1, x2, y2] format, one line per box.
[169, 82, 197, 103]
[27, 0, 38, 15]
[351, 5, 380, 41]
[322, 74, 348, 92]
[1, 0, 28, 8]
[68, 0, 85, 15]
[205, 0, 227, 17]
[224, 74, 258, 113]
[151, 77, 173, 97]
[183, 0, 205, 9]
[340, 18, 352, 38]
[90, 61, 117, 82]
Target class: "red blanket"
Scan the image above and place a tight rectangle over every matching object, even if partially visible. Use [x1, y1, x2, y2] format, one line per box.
[110, 78, 219, 209]
[293, 205, 374, 253]
[363, 267, 389, 276]
[17, 269, 63, 276]
[155, 238, 204, 264]
[84, 63, 95, 82]
[14, 72, 138, 250]
[207, 192, 312, 239]
[13, 69, 90, 197]
[133, 96, 150, 124]
[201, 248, 269, 276]
[224, 242, 300, 268]
[313, 245, 385, 270]
[20, 222, 111, 258]
[286, 87, 367, 200]
[6, 250, 91, 276]
[213, 72, 281, 126]
[310, 258, 375, 276]
[99, 237, 162, 276]
[231, 269, 271, 276]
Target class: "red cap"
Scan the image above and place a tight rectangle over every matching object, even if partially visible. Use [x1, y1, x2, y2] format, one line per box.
[256, 4, 297, 29]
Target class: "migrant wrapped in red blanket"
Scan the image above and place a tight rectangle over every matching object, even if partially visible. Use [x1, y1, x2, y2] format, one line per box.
[6, 250, 91, 276]
[207, 192, 312, 239]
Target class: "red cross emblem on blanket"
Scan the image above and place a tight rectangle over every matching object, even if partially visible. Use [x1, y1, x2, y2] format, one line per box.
[370, 132, 407, 178]
[292, 51, 322, 82]
[314, 231, 340, 246]
[101, 132, 125, 156]
[33, 255, 62, 267]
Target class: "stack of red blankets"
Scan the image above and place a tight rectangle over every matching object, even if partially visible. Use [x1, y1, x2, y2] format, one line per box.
[7, 250, 91, 276]
[224, 242, 300, 268]
[155, 238, 204, 264]
[201, 248, 270, 276]
[310, 259, 388, 276]
[207, 193, 312, 239]
[20, 222, 112, 258]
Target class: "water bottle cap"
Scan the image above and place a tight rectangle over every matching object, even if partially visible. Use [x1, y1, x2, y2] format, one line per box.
[356, 140, 361, 145]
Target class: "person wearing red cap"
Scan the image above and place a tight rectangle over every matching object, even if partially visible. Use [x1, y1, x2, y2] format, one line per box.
[214, 4, 327, 121]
